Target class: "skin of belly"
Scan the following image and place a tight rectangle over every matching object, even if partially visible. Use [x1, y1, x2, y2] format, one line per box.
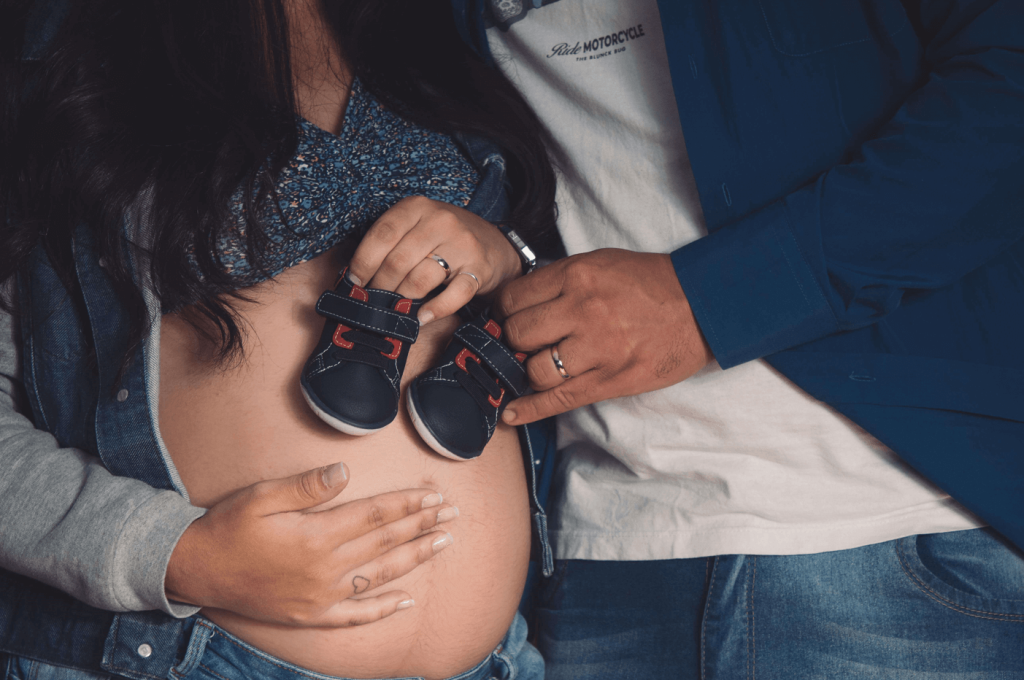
[159, 245, 532, 680]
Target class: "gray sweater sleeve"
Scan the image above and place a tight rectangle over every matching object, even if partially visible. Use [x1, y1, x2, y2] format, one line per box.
[0, 296, 204, 617]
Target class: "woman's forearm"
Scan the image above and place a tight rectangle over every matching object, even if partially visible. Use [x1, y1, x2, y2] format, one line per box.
[0, 297, 205, 616]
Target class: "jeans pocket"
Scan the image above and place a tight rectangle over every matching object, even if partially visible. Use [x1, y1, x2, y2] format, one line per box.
[757, 0, 908, 56]
[896, 529, 1024, 622]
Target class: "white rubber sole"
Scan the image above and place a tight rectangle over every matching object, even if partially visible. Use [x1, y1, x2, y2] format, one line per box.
[406, 388, 474, 462]
[300, 384, 382, 437]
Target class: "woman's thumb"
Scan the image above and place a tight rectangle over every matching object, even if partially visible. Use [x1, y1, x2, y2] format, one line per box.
[251, 462, 349, 515]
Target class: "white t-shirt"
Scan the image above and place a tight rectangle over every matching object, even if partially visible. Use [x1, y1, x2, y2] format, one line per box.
[487, 0, 981, 560]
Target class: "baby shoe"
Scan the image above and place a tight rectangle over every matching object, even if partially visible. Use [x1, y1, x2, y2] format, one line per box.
[407, 315, 528, 461]
[301, 270, 422, 435]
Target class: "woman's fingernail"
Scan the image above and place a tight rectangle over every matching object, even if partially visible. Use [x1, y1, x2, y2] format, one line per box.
[397, 599, 415, 610]
[436, 506, 459, 523]
[502, 409, 517, 424]
[323, 462, 348, 487]
[347, 272, 363, 287]
[421, 492, 443, 509]
[432, 532, 454, 553]
[419, 310, 434, 326]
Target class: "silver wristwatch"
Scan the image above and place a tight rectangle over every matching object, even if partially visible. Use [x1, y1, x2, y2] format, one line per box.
[499, 227, 538, 274]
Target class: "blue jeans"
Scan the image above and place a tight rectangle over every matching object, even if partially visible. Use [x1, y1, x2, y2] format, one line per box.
[5, 613, 542, 680]
[534, 528, 1024, 679]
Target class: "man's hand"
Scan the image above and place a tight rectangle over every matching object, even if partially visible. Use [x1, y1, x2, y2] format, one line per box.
[166, 463, 457, 627]
[494, 249, 714, 425]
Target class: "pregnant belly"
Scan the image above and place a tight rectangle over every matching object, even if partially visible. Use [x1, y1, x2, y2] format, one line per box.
[159, 248, 531, 680]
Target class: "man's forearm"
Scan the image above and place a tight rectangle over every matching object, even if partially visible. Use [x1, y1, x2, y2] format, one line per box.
[672, 0, 1024, 368]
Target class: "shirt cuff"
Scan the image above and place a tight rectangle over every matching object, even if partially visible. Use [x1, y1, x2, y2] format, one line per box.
[671, 199, 839, 369]
[111, 490, 206, 617]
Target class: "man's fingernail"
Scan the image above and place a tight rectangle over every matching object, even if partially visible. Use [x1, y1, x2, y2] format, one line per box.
[437, 506, 459, 523]
[418, 310, 434, 325]
[323, 462, 348, 487]
[502, 409, 517, 424]
[347, 272, 363, 287]
[397, 599, 415, 610]
[432, 532, 454, 553]
[421, 492, 443, 509]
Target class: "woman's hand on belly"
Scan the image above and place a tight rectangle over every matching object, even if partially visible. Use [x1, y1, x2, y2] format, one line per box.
[161, 252, 532, 678]
[165, 461, 458, 627]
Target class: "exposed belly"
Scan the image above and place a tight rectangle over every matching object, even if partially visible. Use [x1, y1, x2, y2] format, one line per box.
[159, 246, 531, 680]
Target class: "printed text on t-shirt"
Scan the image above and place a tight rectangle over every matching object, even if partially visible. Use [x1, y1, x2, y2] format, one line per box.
[547, 23, 646, 60]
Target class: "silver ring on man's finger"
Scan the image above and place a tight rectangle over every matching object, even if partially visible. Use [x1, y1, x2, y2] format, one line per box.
[459, 271, 480, 286]
[429, 254, 451, 280]
[551, 345, 571, 380]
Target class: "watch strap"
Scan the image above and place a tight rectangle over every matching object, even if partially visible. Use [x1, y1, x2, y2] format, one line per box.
[498, 225, 537, 274]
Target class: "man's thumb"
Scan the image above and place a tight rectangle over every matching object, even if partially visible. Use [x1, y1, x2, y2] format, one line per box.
[252, 462, 349, 515]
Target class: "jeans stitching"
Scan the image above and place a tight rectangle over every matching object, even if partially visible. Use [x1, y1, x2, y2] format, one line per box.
[172, 620, 214, 680]
[104, 666, 165, 680]
[213, 635, 336, 680]
[444, 653, 494, 680]
[896, 540, 1024, 622]
[701, 557, 719, 680]
[104, 614, 177, 680]
[196, 664, 233, 680]
[750, 557, 756, 680]
[502, 651, 516, 680]
[211, 632, 415, 680]
[745, 559, 753, 680]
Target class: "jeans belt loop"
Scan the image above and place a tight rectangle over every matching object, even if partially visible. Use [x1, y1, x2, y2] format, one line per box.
[170, 620, 215, 680]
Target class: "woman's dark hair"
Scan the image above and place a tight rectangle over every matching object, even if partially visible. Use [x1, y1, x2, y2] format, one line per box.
[0, 0, 557, 360]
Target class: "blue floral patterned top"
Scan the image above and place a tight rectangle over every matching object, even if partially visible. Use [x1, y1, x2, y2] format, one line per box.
[206, 78, 480, 284]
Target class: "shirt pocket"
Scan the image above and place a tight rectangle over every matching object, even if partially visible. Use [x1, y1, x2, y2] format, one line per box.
[757, 0, 909, 57]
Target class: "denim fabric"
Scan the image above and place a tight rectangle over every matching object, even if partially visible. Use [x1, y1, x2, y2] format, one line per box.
[535, 528, 1024, 679]
[5, 614, 543, 680]
[6, 655, 111, 680]
[167, 614, 541, 680]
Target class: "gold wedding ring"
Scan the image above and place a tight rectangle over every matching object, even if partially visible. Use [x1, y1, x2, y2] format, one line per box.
[551, 345, 570, 380]
[429, 254, 451, 280]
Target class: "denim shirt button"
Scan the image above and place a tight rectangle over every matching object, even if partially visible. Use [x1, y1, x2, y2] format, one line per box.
[137, 643, 153, 658]
[116, 388, 129, 402]
[98, 257, 108, 269]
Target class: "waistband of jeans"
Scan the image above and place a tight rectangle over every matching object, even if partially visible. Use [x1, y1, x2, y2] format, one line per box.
[169, 613, 525, 680]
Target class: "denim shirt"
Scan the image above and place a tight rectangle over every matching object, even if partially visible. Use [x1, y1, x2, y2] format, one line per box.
[2, 133, 556, 680]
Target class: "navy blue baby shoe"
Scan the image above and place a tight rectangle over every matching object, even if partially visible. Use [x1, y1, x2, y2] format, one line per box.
[407, 315, 528, 461]
[301, 270, 422, 435]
